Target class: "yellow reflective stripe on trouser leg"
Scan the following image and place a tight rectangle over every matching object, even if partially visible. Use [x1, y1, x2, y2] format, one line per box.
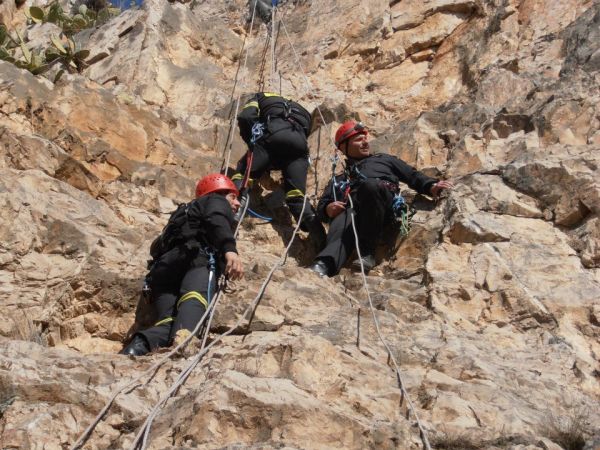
[285, 189, 305, 199]
[154, 317, 174, 327]
[177, 291, 208, 309]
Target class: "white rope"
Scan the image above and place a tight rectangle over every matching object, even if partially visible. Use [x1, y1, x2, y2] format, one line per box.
[132, 289, 226, 450]
[278, 18, 329, 128]
[234, 190, 252, 238]
[277, 30, 431, 447]
[270, 4, 276, 91]
[346, 195, 432, 450]
[129, 195, 310, 450]
[221, 0, 259, 174]
[70, 286, 224, 450]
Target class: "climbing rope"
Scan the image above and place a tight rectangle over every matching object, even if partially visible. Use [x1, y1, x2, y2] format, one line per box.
[70, 279, 227, 450]
[129, 195, 309, 450]
[346, 194, 432, 450]
[270, 1, 277, 90]
[220, 0, 260, 174]
[256, 32, 271, 91]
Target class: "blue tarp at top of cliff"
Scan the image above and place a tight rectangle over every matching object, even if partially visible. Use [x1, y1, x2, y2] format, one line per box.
[109, 0, 143, 10]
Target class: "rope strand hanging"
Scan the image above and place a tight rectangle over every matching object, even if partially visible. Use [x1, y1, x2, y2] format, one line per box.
[220, 0, 260, 174]
[346, 195, 432, 450]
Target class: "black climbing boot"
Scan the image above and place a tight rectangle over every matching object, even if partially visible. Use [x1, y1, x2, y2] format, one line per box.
[119, 334, 151, 357]
[352, 254, 376, 273]
[309, 259, 331, 277]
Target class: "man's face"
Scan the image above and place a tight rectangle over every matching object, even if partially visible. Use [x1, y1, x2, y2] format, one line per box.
[226, 192, 241, 213]
[345, 133, 370, 159]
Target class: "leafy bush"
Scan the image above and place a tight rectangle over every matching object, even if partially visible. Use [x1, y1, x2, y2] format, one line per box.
[0, 26, 49, 75]
[0, 0, 121, 80]
[26, 2, 118, 37]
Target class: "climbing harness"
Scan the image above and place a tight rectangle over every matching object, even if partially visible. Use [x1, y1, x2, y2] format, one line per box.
[329, 154, 416, 237]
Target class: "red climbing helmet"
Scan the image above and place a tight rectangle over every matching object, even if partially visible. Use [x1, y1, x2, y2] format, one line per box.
[335, 120, 368, 148]
[195, 173, 239, 198]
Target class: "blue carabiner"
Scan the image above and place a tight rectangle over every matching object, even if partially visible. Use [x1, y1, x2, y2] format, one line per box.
[391, 193, 407, 217]
[250, 122, 265, 145]
[207, 251, 216, 272]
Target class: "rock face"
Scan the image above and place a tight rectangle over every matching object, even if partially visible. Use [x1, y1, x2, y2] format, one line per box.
[1, 0, 599, 449]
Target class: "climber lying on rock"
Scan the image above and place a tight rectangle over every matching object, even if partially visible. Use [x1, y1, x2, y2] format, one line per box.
[309, 120, 454, 277]
[119, 174, 244, 357]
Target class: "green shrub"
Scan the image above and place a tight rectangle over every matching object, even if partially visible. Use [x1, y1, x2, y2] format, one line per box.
[25, 1, 118, 37]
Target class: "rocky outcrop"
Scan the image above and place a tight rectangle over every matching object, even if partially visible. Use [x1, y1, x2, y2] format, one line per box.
[1, 0, 599, 449]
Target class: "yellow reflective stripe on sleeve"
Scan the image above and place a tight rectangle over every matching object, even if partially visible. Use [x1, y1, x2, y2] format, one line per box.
[154, 317, 174, 327]
[177, 291, 208, 309]
[285, 189, 305, 199]
[242, 101, 259, 110]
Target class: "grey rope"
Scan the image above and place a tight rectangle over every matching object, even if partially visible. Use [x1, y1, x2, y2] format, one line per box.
[132, 289, 227, 450]
[346, 195, 432, 450]
[221, 0, 259, 174]
[270, 3, 277, 90]
[70, 286, 224, 450]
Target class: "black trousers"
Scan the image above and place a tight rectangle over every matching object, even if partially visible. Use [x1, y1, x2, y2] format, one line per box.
[316, 179, 394, 275]
[138, 247, 218, 350]
[235, 118, 317, 223]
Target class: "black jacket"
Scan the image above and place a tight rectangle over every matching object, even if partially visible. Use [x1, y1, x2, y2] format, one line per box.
[150, 193, 238, 262]
[186, 193, 238, 255]
[237, 92, 312, 144]
[317, 153, 437, 222]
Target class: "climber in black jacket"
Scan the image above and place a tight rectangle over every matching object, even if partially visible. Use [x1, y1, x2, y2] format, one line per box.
[119, 174, 243, 357]
[309, 120, 454, 276]
[231, 92, 326, 249]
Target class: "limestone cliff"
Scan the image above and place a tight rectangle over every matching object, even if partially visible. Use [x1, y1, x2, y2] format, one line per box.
[0, 0, 599, 449]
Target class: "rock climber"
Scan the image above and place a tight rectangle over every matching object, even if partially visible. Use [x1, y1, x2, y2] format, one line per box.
[249, 0, 276, 23]
[119, 173, 244, 356]
[231, 91, 326, 249]
[309, 120, 454, 277]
